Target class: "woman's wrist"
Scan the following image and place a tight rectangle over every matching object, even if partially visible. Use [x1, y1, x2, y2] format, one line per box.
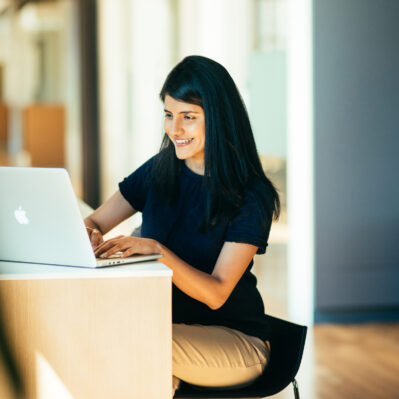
[84, 217, 102, 233]
[149, 239, 172, 265]
[149, 238, 164, 255]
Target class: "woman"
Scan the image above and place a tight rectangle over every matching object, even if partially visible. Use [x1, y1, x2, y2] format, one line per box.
[84, 55, 280, 396]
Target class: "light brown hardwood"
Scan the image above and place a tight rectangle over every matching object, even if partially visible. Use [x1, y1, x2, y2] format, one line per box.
[0, 275, 172, 399]
[311, 323, 399, 399]
[261, 323, 399, 399]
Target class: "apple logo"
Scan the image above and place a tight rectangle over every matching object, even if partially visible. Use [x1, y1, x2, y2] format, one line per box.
[14, 206, 29, 225]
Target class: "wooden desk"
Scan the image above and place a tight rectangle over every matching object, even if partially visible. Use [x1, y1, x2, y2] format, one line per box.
[0, 261, 172, 399]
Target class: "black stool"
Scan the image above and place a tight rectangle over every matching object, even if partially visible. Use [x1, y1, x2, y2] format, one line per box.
[174, 315, 307, 398]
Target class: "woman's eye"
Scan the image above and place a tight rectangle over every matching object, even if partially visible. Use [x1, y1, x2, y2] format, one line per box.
[165, 114, 172, 119]
[184, 115, 194, 120]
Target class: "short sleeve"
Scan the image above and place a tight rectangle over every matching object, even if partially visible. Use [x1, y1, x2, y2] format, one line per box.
[118, 156, 155, 212]
[224, 188, 272, 255]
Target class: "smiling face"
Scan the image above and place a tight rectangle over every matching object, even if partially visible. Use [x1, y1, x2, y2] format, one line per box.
[164, 94, 206, 175]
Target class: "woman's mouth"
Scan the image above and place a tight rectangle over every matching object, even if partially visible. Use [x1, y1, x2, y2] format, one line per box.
[175, 138, 194, 147]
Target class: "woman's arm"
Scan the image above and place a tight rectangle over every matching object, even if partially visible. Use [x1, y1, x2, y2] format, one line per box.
[94, 237, 257, 310]
[159, 241, 258, 309]
[84, 190, 137, 234]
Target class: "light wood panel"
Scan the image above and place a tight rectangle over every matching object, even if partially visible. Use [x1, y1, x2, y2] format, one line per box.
[0, 358, 15, 399]
[23, 104, 65, 168]
[0, 276, 172, 399]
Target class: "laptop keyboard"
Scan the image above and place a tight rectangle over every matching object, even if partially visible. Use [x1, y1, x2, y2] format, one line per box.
[96, 251, 123, 260]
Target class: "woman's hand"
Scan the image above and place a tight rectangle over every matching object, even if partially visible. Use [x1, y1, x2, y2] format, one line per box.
[86, 227, 104, 250]
[94, 235, 161, 259]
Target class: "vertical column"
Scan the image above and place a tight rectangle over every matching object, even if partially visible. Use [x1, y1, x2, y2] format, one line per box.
[128, 0, 173, 173]
[60, 0, 83, 198]
[97, 0, 130, 200]
[286, 0, 314, 325]
[78, 0, 101, 208]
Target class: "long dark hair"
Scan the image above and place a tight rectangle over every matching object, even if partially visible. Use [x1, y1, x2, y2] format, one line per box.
[153, 55, 280, 230]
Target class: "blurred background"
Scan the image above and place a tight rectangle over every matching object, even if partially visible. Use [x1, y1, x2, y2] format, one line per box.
[0, 0, 293, 315]
[0, 0, 398, 398]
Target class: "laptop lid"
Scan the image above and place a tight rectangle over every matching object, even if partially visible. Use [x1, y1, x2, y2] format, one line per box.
[0, 167, 161, 268]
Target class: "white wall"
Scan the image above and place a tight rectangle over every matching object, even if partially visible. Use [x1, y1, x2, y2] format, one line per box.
[0, 8, 37, 106]
[313, 0, 399, 321]
[178, 0, 252, 105]
[97, 0, 173, 203]
[286, 0, 315, 325]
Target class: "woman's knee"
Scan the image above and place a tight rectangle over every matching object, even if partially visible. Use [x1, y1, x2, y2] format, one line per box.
[172, 323, 268, 388]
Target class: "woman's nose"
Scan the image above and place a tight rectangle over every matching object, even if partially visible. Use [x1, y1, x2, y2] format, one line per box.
[169, 119, 183, 136]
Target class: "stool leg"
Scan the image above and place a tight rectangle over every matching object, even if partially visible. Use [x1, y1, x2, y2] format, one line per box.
[292, 379, 300, 399]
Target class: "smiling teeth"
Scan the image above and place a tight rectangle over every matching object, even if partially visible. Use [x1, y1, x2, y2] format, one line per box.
[176, 138, 193, 144]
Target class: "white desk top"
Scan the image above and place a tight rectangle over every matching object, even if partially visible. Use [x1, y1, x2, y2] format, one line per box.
[0, 260, 172, 280]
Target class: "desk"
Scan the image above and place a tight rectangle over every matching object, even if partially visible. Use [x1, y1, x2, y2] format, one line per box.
[0, 261, 173, 399]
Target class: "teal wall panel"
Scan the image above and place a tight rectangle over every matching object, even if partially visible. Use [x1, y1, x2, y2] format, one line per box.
[248, 51, 287, 158]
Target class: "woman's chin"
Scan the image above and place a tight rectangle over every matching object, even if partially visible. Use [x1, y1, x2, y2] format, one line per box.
[174, 150, 190, 160]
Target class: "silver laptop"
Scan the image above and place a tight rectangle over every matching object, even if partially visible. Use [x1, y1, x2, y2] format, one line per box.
[0, 167, 161, 268]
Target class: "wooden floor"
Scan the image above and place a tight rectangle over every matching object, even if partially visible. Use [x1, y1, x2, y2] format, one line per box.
[311, 323, 399, 399]
[264, 323, 399, 399]
[252, 234, 399, 399]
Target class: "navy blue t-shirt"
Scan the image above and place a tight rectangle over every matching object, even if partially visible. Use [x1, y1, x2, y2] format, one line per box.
[119, 155, 272, 341]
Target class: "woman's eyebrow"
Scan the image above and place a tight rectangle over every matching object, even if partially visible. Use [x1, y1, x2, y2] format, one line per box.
[164, 109, 200, 114]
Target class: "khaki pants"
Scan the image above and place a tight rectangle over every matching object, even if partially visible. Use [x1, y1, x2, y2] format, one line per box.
[172, 324, 271, 396]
